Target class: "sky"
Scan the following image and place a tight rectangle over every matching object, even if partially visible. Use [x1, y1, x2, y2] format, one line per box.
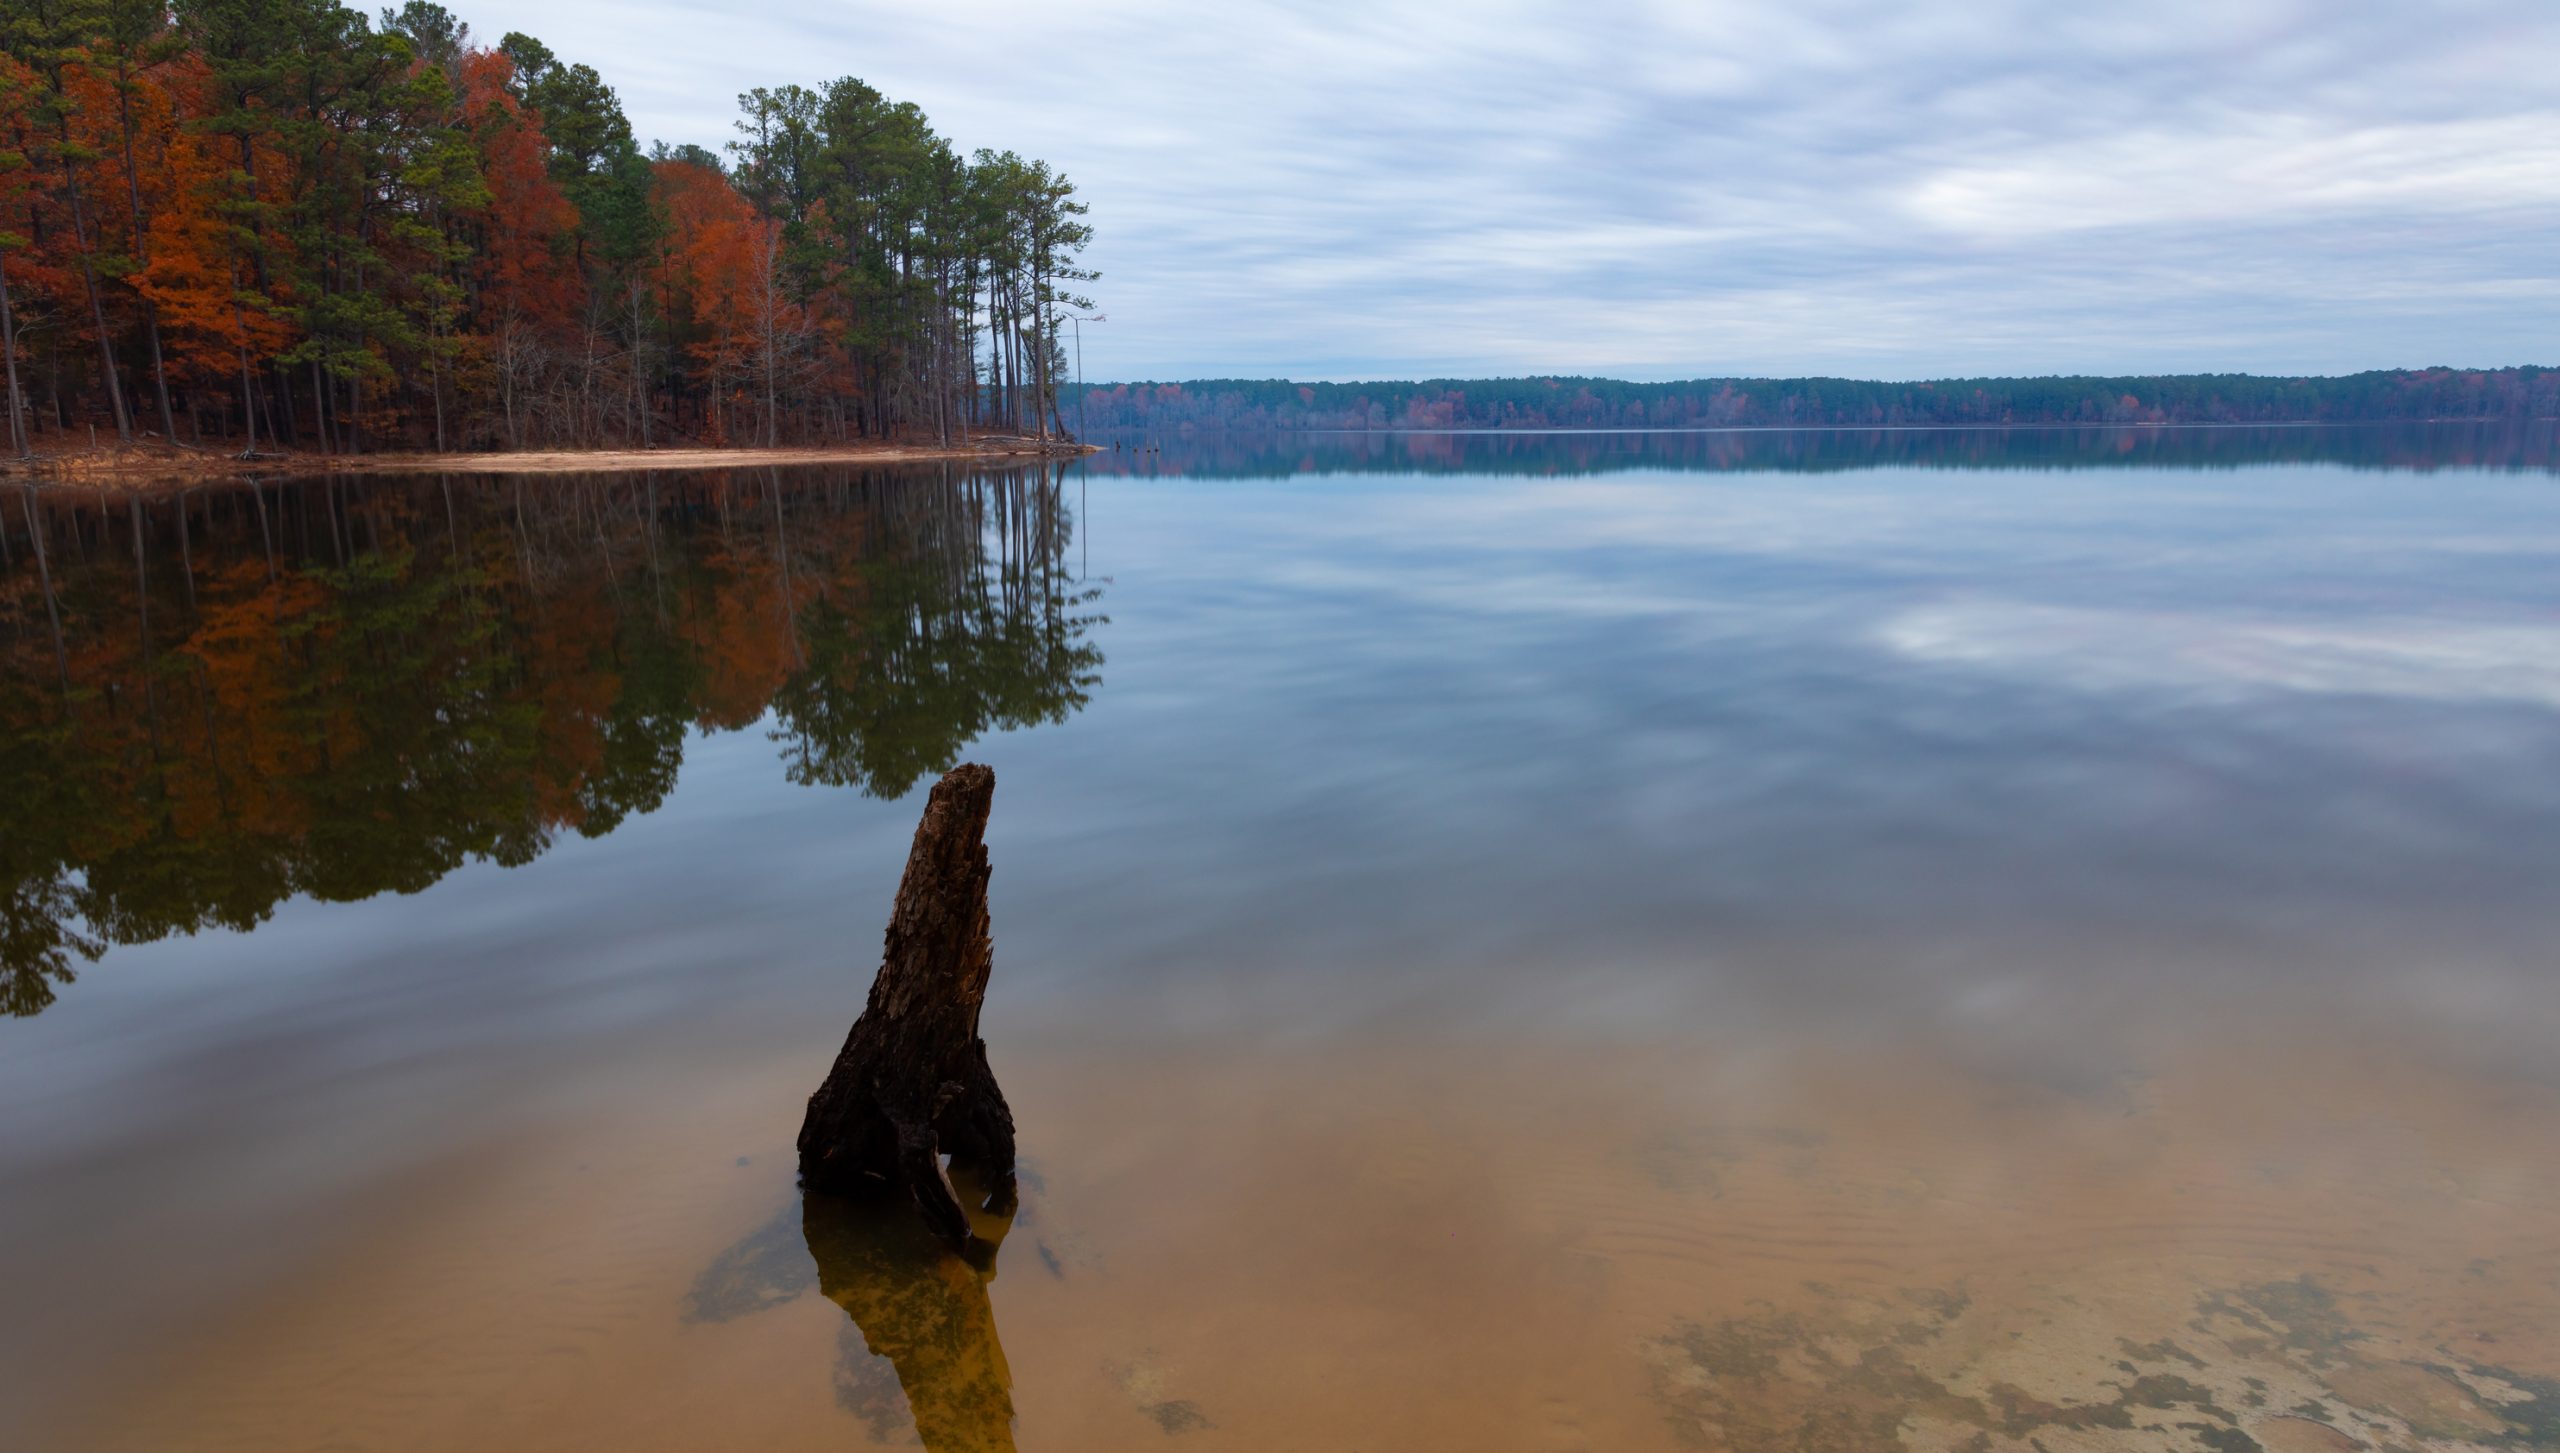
[482, 0, 2560, 383]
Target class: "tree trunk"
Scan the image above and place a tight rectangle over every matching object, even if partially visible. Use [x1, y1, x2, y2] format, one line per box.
[114, 63, 179, 442]
[58, 160, 134, 443]
[309, 357, 331, 454]
[0, 252, 26, 458]
[628, 273, 650, 449]
[797, 763, 1018, 1248]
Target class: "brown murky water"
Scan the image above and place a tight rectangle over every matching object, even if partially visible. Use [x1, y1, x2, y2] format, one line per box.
[6, 430, 2560, 1450]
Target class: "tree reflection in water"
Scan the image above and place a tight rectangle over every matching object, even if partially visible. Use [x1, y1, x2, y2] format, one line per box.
[0, 465, 1103, 1017]
[809, 1174, 1021, 1452]
[685, 1168, 1022, 1451]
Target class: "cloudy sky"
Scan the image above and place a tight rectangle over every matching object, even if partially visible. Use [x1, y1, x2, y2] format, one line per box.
[486, 0, 2558, 383]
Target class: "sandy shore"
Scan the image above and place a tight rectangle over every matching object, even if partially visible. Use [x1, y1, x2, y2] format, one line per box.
[0, 437, 1096, 489]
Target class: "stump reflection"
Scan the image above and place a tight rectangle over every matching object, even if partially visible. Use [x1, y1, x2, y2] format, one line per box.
[804, 1165, 1020, 1452]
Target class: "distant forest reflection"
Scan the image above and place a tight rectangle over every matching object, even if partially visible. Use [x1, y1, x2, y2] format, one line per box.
[1086, 419, 2560, 478]
[0, 466, 1103, 1016]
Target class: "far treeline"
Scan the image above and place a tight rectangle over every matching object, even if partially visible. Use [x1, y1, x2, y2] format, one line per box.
[1078, 368, 2560, 432]
[0, 0, 1094, 457]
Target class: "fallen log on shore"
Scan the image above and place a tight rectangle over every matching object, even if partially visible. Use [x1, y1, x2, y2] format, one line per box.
[797, 763, 1018, 1246]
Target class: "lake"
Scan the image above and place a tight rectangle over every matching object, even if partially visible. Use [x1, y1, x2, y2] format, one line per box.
[4, 425, 2558, 1452]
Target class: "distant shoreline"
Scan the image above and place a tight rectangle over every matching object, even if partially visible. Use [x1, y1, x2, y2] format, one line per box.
[0, 438, 1099, 491]
[1076, 368, 2559, 434]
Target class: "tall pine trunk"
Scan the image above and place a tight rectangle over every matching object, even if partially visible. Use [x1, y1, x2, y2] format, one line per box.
[0, 251, 27, 457]
[113, 59, 179, 441]
[56, 156, 134, 443]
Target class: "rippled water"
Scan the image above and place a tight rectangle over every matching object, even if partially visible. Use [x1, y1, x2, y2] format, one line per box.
[3, 427, 2557, 1451]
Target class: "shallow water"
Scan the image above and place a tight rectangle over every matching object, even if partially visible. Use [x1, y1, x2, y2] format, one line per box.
[4, 427, 2558, 1451]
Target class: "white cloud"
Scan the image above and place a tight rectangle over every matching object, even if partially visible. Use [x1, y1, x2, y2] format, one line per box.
[1902, 114, 2560, 240]
[480, 0, 2560, 379]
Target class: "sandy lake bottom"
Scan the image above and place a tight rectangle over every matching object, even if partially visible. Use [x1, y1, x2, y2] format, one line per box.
[49, 1022, 2560, 1452]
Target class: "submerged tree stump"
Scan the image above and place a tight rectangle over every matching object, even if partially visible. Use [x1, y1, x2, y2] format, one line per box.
[798, 763, 1018, 1247]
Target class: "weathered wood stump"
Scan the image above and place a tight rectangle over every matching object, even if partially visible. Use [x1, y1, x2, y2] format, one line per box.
[797, 763, 1018, 1247]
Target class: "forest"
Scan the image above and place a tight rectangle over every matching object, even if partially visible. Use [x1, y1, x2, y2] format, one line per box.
[1078, 368, 2560, 433]
[0, 465, 1104, 1016]
[0, 0, 1095, 457]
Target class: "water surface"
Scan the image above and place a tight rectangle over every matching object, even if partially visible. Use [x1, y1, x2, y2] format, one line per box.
[4, 428, 2558, 1451]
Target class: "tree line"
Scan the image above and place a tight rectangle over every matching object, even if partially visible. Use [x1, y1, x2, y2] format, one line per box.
[0, 1, 1095, 457]
[0, 465, 1104, 1015]
[1078, 368, 2560, 433]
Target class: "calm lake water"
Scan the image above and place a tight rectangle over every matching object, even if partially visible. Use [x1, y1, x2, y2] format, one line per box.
[4, 425, 2559, 1451]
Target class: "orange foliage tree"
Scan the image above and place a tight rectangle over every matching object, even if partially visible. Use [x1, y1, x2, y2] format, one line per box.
[0, 1, 1094, 453]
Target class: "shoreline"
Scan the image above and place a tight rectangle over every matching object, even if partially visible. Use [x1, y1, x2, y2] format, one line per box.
[0, 438, 1098, 490]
